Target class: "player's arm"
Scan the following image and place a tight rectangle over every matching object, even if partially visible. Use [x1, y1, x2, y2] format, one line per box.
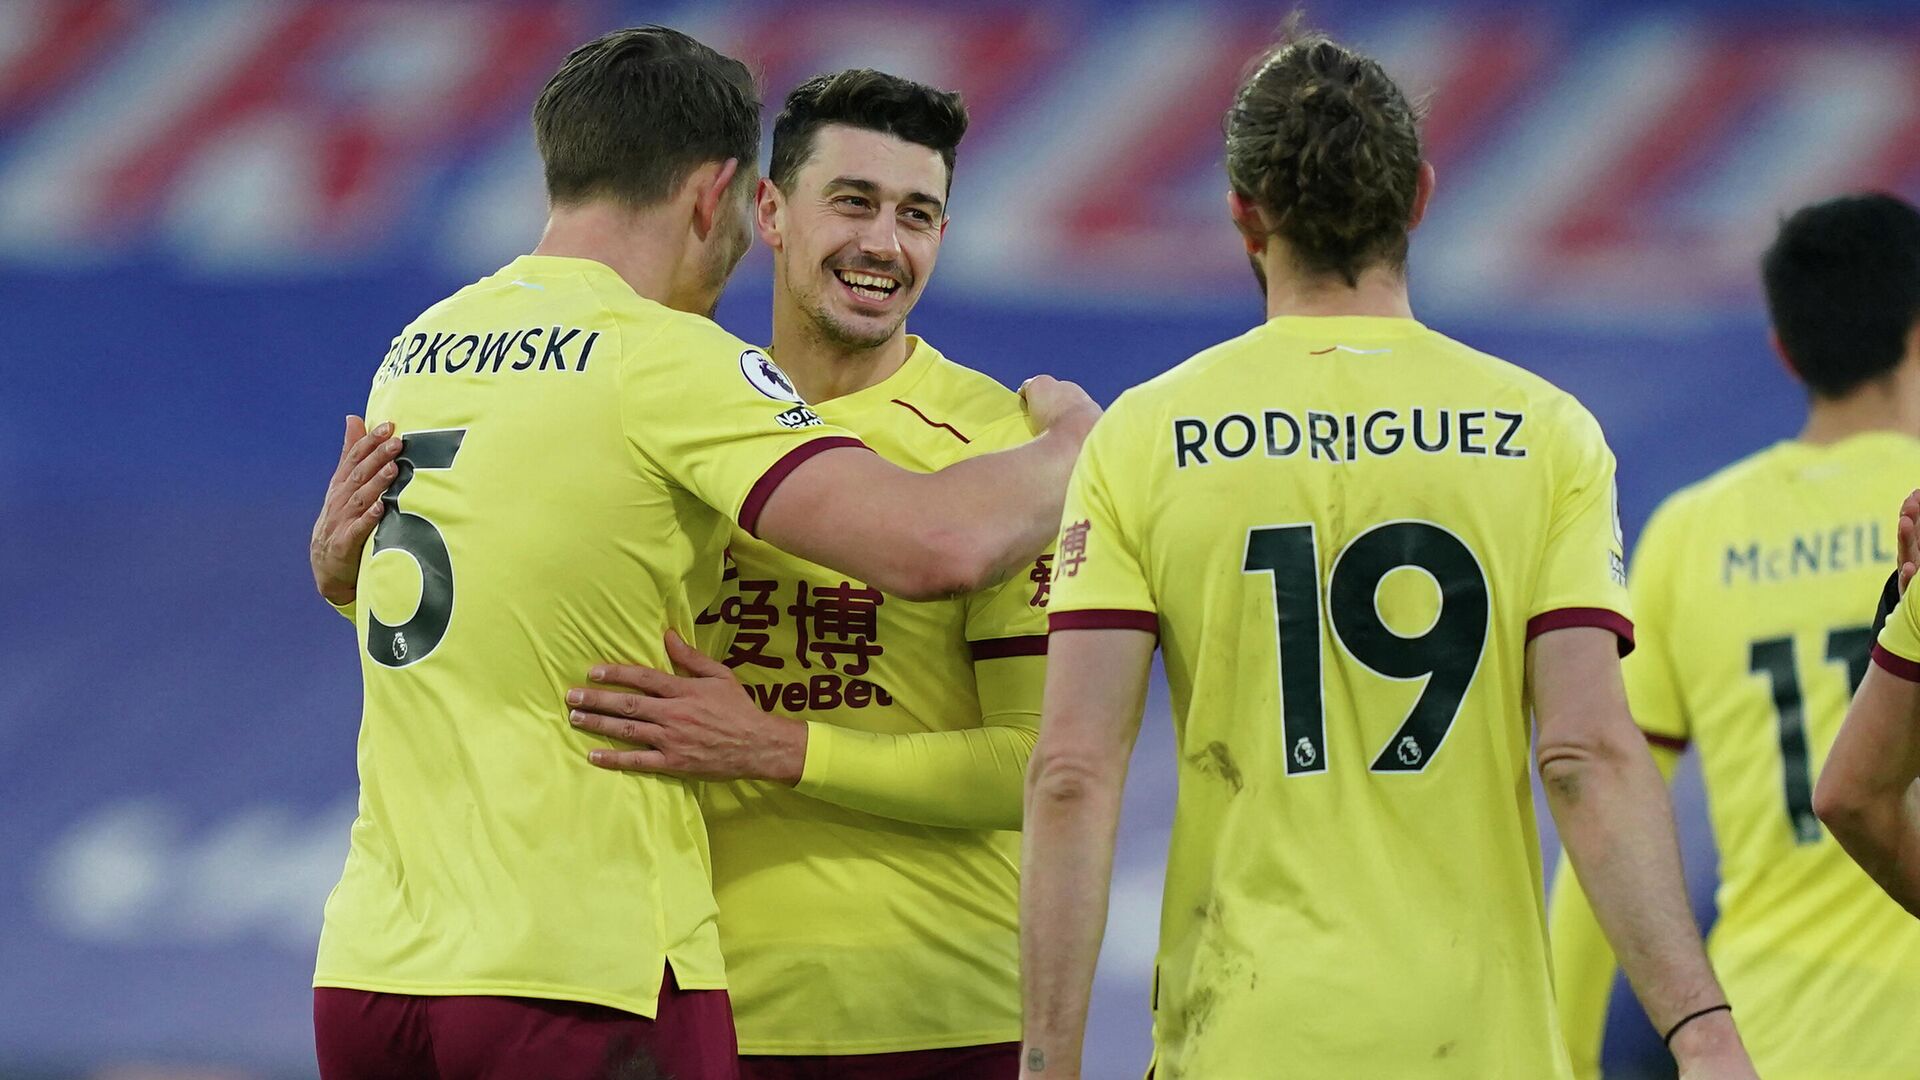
[1547, 739, 1683, 1080]
[311, 415, 404, 612]
[1531, 628, 1753, 1076]
[1548, 502, 1694, 1080]
[1814, 535, 1920, 916]
[790, 648, 1042, 829]
[753, 377, 1094, 602]
[1019, 626, 1154, 1080]
[568, 632, 1041, 830]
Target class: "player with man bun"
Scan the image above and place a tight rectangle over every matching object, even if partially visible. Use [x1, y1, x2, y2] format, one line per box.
[1016, 24, 1758, 1079]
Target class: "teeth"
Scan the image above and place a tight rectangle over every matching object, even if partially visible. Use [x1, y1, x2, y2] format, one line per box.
[838, 270, 897, 290]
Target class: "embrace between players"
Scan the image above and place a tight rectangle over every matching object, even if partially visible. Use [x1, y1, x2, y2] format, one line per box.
[303, 19, 1920, 1080]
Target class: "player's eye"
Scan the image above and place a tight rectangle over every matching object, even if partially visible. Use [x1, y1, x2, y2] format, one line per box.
[834, 195, 871, 211]
[903, 208, 935, 226]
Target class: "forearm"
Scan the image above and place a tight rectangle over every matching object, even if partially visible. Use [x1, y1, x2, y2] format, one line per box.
[1543, 737, 1724, 1033]
[1822, 782, 1920, 917]
[756, 428, 1083, 601]
[918, 426, 1083, 591]
[1546, 853, 1619, 1080]
[1817, 665, 1920, 916]
[797, 720, 1037, 830]
[1019, 757, 1124, 1079]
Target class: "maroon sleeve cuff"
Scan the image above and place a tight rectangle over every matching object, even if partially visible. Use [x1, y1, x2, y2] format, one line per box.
[1049, 609, 1159, 635]
[1526, 607, 1635, 657]
[1872, 643, 1920, 683]
[1642, 731, 1689, 753]
[970, 635, 1049, 660]
[739, 436, 869, 538]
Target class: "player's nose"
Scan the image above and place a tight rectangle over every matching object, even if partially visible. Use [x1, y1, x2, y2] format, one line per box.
[854, 213, 902, 262]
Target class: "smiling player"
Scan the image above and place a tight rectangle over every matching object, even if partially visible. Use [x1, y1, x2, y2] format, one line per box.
[567, 70, 1046, 1080]
[305, 32, 1094, 1080]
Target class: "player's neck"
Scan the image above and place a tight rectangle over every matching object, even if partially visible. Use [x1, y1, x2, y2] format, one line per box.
[532, 203, 689, 311]
[771, 302, 912, 405]
[1260, 255, 1415, 322]
[1799, 372, 1920, 446]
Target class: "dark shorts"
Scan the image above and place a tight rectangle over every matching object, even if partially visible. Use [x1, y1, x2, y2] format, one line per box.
[739, 1042, 1018, 1080]
[315, 965, 737, 1080]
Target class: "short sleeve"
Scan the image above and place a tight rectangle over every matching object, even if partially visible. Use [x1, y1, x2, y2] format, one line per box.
[1527, 400, 1634, 656]
[620, 323, 867, 536]
[1620, 501, 1690, 747]
[1047, 404, 1157, 635]
[1873, 574, 1920, 682]
[965, 553, 1052, 659]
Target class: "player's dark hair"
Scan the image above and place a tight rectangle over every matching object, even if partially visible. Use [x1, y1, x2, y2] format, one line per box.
[1762, 193, 1920, 399]
[1225, 22, 1425, 286]
[769, 69, 969, 196]
[533, 26, 759, 208]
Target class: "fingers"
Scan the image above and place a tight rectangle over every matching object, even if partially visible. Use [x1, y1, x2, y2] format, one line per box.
[587, 747, 673, 773]
[324, 480, 389, 559]
[330, 417, 378, 484]
[331, 422, 400, 495]
[570, 707, 668, 747]
[581, 663, 684, 698]
[567, 684, 677, 721]
[664, 629, 732, 679]
[342, 461, 398, 519]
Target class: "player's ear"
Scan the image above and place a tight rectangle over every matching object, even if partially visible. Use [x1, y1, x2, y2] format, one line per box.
[754, 176, 784, 250]
[1228, 190, 1266, 257]
[690, 157, 742, 240]
[1408, 161, 1436, 233]
[1769, 329, 1804, 386]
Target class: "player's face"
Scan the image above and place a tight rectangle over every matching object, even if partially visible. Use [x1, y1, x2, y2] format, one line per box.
[765, 125, 946, 349]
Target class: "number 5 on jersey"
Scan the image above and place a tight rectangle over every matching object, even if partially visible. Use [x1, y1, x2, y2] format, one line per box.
[1244, 520, 1490, 776]
[367, 429, 466, 668]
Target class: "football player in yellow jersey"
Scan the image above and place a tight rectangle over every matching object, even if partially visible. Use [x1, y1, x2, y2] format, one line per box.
[303, 29, 1097, 1080]
[1549, 193, 1920, 1079]
[561, 70, 1043, 1080]
[1015, 28, 1758, 1080]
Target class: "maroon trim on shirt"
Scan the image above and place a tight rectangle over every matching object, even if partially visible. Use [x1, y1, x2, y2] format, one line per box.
[889, 399, 971, 444]
[1642, 731, 1689, 753]
[1049, 609, 1159, 635]
[969, 635, 1049, 660]
[1526, 607, 1635, 657]
[739, 436, 869, 538]
[1872, 643, 1920, 683]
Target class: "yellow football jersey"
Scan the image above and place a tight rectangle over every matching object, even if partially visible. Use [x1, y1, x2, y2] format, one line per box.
[315, 254, 865, 1017]
[1049, 315, 1629, 1078]
[694, 338, 1048, 1054]
[1610, 433, 1920, 1078]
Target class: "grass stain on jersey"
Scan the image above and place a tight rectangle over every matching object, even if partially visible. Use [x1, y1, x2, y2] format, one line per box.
[1187, 741, 1245, 794]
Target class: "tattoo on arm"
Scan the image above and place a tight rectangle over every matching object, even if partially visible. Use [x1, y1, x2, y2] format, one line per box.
[1027, 1048, 1046, 1071]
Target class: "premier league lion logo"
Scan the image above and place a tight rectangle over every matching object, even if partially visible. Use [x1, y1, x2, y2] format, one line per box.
[740, 349, 803, 403]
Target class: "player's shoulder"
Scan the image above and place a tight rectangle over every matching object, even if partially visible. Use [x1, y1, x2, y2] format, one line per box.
[1649, 443, 1797, 529]
[902, 338, 1031, 446]
[909, 339, 1024, 420]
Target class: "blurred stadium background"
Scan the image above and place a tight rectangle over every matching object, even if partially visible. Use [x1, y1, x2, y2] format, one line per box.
[4, 0, 1919, 1076]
